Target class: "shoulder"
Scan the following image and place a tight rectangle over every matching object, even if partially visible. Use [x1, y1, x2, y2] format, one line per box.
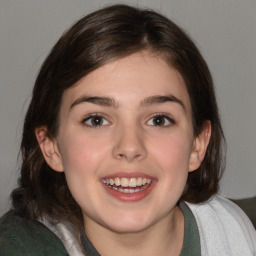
[231, 196, 256, 228]
[0, 211, 69, 256]
[185, 195, 256, 255]
[186, 195, 255, 229]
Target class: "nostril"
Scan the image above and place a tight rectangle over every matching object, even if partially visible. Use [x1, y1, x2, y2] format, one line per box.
[112, 134, 147, 162]
[114, 152, 144, 162]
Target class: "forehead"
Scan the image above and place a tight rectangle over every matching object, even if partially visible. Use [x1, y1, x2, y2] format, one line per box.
[61, 51, 191, 111]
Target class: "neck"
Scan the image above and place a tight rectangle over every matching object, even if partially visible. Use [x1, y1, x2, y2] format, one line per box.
[84, 206, 184, 256]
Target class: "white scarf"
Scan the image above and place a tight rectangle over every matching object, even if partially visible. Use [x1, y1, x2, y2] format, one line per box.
[186, 195, 256, 256]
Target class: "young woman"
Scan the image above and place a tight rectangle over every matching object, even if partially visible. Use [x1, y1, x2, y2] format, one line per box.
[0, 4, 255, 256]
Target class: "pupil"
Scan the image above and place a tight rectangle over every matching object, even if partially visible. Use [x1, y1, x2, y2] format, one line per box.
[92, 116, 102, 126]
[154, 117, 164, 125]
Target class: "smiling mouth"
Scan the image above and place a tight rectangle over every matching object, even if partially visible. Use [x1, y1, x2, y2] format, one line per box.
[102, 177, 152, 193]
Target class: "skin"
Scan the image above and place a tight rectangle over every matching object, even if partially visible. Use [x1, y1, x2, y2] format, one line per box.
[36, 51, 211, 256]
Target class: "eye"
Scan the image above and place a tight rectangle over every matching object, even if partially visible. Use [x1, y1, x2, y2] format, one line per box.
[147, 114, 174, 127]
[83, 114, 109, 127]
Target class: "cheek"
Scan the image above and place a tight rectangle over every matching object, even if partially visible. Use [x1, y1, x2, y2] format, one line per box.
[148, 131, 193, 197]
[150, 133, 193, 171]
[145, 133, 192, 211]
[58, 132, 111, 188]
[58, 134, 110, 207]
[60, 132, 107, 165]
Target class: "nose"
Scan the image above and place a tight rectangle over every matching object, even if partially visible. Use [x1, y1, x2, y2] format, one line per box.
[112, 125, 147, 162]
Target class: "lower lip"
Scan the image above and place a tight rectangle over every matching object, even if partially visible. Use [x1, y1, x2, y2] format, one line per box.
[102, 182, 156, 202]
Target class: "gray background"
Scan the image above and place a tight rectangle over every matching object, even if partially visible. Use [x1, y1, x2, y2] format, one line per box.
[0, 0, 255, 215]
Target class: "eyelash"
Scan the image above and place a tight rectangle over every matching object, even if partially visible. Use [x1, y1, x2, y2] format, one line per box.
[147, 113, 175, 127]
[81, 113, 175, 128]
[82, 114, 110, 127]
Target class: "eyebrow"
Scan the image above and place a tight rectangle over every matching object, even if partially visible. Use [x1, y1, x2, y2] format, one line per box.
[70, 94, 186, 112]
[141, 95, 186, 111]
[70, 96, 120, 110]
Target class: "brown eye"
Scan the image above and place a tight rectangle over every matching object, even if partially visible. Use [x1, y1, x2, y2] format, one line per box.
[83, 115, 109, 127]
[147, 115, 174, 127]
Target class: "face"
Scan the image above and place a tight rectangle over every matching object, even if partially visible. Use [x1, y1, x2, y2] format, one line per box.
[38, 51, 209, 235]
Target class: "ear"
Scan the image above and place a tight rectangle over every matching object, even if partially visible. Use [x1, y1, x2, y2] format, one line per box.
[35, 127, 64, 172]
[189, 121, 211, 172]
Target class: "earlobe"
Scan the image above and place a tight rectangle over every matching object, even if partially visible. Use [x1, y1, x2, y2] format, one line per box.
[35, 127, 64, 172]
[189, 121, 211, 172]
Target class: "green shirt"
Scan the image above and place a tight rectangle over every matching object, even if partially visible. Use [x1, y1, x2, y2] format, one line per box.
[0, 203, 200, 256]
[0, 211, 68, 256]
[179, 202, 201, 256]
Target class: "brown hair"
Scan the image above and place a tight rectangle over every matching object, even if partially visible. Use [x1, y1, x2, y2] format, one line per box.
[12, 4, 225, 227]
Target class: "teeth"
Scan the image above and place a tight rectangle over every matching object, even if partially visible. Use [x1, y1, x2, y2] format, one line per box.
[120, 177, 129, 187]
[115, 177, 121, 186]
[129, 178, 137, 187]
[137, 177, 143, 186]
[104, 177, 152, 188]
[110, 183, 151, 193]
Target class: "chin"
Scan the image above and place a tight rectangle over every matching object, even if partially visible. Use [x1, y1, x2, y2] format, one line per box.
[106, 221, 151, 234]
[99, 211, 160, 234]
